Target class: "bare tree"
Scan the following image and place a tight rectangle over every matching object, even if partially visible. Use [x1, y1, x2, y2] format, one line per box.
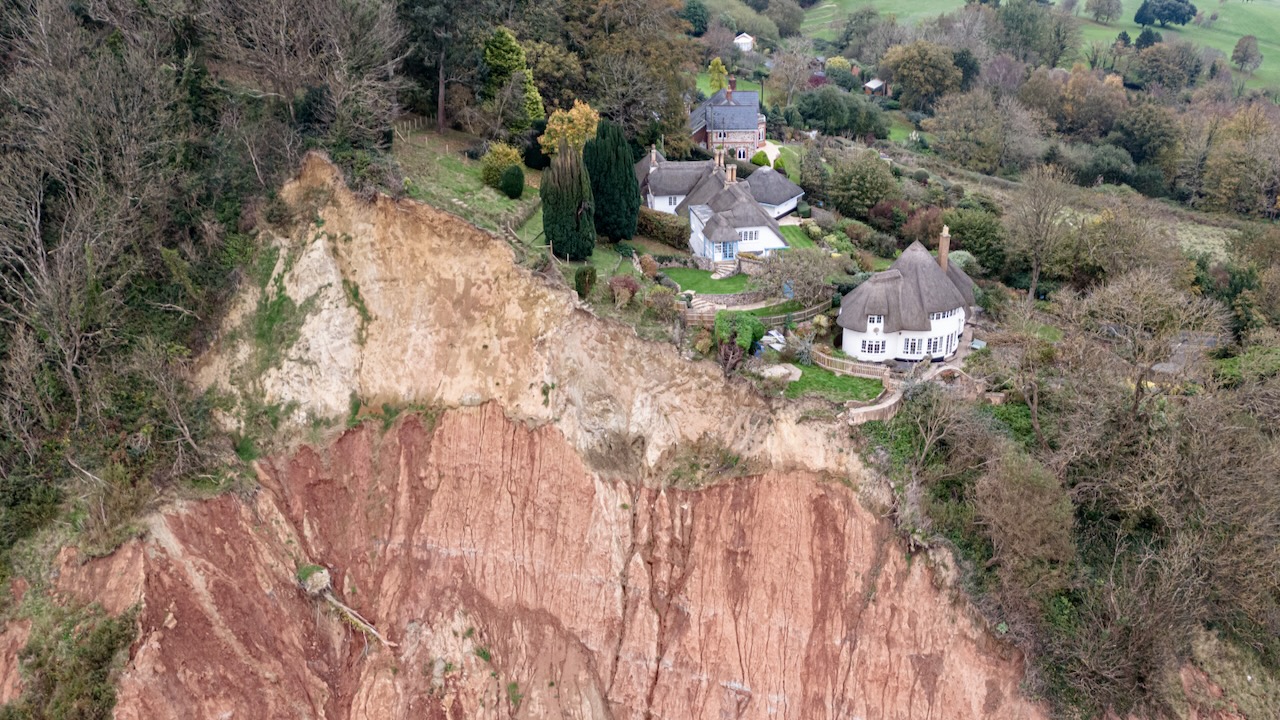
[768, 39, 813, 106]
[1006, 164, 1074, 307]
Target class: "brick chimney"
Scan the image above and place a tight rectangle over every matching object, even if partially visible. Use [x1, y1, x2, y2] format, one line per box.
[939, 225, 951, 271]
[727, 165, 737, 184]
[649, 145, 657, 173]
[729, 75, 738, 91]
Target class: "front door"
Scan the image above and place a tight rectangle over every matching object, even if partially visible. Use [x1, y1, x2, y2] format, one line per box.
[716, 242, 738, 260]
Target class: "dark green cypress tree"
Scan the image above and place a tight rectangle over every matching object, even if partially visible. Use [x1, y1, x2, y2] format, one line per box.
[582, 120, 640, 242]
[541, 141, 596, 261]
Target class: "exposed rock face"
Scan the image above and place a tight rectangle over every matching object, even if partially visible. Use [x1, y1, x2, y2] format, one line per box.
[55, 406, 1042, 719]
[34, 154, 1050, 718]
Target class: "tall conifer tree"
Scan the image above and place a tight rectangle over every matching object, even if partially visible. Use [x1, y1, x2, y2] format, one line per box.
[541, 140, 595, 261]
[582, 121, 640, 242]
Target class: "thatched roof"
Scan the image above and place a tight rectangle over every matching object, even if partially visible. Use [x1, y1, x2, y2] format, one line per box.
[634, 149, 666, 190]
[837, 242, 974, 333]
[646, 161, 715, 196]
[743, 167, 804, 206]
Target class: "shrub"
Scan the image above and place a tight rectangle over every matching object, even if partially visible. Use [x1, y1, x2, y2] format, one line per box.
[714, 311, 767, 351]
[824, 233, 855, 256]
[942, 208, 1006, 277]
[863, 231, 898, 257]
[912, 169, 931, 185]
[644, 285, 682, 321]
[868, 198, 910, 233]
[901, 206, 943, 246]
[797, 201, 811, 218]
[750, 150, 769, 166]
[574, 265, 597, 299]
[638, 254, 659, 278]
[636, 207, 691, 250]
[773, 157, 787, 175]
[957, 192, 1002, 216]
[841, 220, 872, 245]
[804, 221, 825, 241]
[615, 242, 636, 258]
[499, 164, 525, 199]
[522, 120, 551, 169]
[480, 142, 520, 189]
[608, 274, 641, 308]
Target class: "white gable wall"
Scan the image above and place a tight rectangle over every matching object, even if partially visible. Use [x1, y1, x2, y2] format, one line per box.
[646, 194, 684, 214]
[736, 226, 787, 255]
[758, 194, 803, 219]
[839, 309, 967, 362]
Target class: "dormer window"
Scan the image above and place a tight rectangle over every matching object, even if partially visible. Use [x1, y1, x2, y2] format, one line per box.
[868, 315, 884, 325]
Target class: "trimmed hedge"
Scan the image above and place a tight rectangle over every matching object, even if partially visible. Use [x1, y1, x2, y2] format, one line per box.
[637, 206, 691, 250]
[750, 150, 769, 166]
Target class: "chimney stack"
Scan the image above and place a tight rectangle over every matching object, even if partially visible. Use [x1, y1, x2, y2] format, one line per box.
[938, 225, 951, 271]
[728, 165, 736, 183]
[729, 75, 738, 92]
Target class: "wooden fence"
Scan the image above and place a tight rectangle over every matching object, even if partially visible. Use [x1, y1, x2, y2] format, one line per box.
[681, 299, 829, 330]
[753, 300, 830, 328]
[812, 347, 892, 382]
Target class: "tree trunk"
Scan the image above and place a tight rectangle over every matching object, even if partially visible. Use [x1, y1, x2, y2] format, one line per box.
[437, 49, 447, 135]
[1027, 262, 1041, 308]
[1028, 380, 1049, 451]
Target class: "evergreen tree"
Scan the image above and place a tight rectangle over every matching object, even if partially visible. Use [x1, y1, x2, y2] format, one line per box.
[1135, 27, 1162, 50]
[582, 120, 640, 241]
[484, 28, 526, 98]
[1135, 0, 1155, 27]
[708, 58, 729, 93]
[541, 140, 596, 260]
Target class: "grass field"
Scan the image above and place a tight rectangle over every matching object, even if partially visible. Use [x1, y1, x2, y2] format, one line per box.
[802, 0, 961, 41]
[784, 364, 884, 402]
[803, 0, 1280, 89]
[395, 130, 540, 233]
[664, 267, 752, 293]
[780, 225, 817, 248]
[1076, 0, 1280, 89]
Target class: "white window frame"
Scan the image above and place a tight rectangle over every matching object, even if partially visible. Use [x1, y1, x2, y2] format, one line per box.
[927, 337, 940, 354]
[868, 315, 884, 325]
[737, 147, 747, 160]
[715, 130, 727, 140]
[667, 196, 677, 206]
[715, 242, 738, 260]
[904, 338, 920, 355]
[737, 229, 758, 243]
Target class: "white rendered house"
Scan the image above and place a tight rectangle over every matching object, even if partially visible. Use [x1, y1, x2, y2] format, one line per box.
[837, 229, 975, 362]
[734, 32, 755, 53]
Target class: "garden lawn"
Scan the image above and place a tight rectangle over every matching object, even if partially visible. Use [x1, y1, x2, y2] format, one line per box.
[780, 225, 817, 249]
[695, 71, 763, 96]
[663, 268, 751, 294]
[784, 364, 883, 402]
[746, 299, 804, 317]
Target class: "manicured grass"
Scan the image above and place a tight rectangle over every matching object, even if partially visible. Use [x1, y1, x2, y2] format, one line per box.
[746, 299, 804, 317]
[663, 267, 752, 294]
[629, 236, 690, 257]
[776, 144, 803, 173]
[784, 364, 883, 402]
[395, 129, 540, 232]
[694, 71, 764, 96]
[780, 225, 817, 249]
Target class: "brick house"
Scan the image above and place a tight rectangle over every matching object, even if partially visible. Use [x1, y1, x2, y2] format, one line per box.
[689, 80, 766, 162]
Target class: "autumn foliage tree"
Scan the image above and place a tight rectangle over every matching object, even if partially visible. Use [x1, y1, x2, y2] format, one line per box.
[539, 100, 600, 155]
[880, 41, 962, 111]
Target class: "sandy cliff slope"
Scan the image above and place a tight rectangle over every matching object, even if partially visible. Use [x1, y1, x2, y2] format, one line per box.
[40, 154, 1051, 719]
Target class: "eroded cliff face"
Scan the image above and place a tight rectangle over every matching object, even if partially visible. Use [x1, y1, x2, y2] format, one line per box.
[54, 407, 1040, 719]
[39, 154, 1053, 718]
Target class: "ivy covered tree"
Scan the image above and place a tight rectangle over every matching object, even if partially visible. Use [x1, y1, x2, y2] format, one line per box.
[582, 120, 640, 242]
[541, 140, 596, 261]
[680, 0, 709, 36]
[482, 27, 545, 134]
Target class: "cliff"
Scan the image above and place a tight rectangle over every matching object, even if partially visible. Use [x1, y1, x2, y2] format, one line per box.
[23, 154, 1051, 718]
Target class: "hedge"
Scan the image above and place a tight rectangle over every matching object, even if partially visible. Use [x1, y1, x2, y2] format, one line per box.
[637, 206, 691, 250]
[750, 150, 769, 166]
